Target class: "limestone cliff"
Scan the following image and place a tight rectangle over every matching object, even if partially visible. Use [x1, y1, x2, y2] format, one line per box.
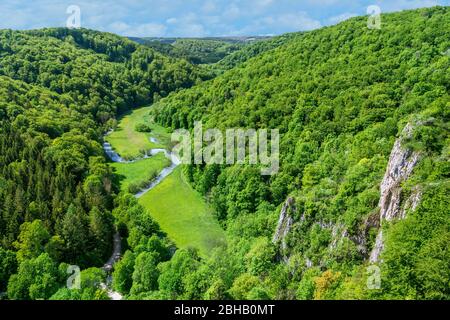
[273, 197, 295, 252]
[369, 123, 422, 263]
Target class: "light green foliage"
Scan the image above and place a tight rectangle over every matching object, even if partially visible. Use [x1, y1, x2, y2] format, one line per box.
[13, 220, 50, 263]
[149, 7, 449, 300]
[7, 253, 61, 300]
[50, 267, 109, 300]
[245, 237, 276, 277]
[135, 123, 152, 133]
[111, 153, 170, 193]
[130, 252, 160, 295]
[0, 26, 206, 298]
[158, 248, 201, 299]
[112, 250, 135, 294]
[138, 167, 226, 257]
[229, 273, 261, 300]
[0, 7, 449, 300]
[137, 38, 248, 65]
[379, 186, 450, 300]
[204, 279, 228, 300]
[105, 106, 172, 160]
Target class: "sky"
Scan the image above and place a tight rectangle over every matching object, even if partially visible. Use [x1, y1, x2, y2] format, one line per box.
[0, 0, 448, 37]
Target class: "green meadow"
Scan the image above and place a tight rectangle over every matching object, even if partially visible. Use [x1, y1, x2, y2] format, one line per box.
[111, 153, 170, 193]
[105, 106, 172, 160]
[108, 105, 225, 256]
[138, 166, 226, 257]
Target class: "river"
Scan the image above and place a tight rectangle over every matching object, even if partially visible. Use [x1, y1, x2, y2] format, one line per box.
[100, 134, 180, 300]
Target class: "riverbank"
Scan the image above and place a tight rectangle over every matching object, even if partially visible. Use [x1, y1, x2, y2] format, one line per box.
[104, 106, 171, 160]
[102, 105, 225, 283]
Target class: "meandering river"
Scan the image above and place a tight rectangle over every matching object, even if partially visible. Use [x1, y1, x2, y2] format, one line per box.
[101, 134, 180, 300]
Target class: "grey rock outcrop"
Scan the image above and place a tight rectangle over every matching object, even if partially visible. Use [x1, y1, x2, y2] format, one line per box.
[273, 197, 295, 251]
[378, 124, 421, 222]
[369, 123, 422, 263]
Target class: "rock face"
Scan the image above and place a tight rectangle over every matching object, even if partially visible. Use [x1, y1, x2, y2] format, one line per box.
[273, 197, 295, 251]
[273, 123, 424, 265]
[378, 124, 421, 221]
[369, 123, 422, 263]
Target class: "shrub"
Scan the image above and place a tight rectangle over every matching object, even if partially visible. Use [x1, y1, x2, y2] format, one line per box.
[135, 123, 152, 133]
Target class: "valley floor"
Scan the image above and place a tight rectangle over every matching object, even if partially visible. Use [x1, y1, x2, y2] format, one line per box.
[139, 166, 226, 257]
[105, 106, 171, 159]
[108, 106, 225, 257]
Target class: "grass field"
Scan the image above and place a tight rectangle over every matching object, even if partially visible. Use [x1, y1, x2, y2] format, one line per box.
[105, 106, 172, 159]
[111, 153, 171, 193]
[138, 166, 226, 257]
[108, 105, 225, 256]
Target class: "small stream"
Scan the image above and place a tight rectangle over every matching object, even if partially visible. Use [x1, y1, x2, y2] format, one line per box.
[134, 149, 181, 198]
[102, 141, 180, 198]
[101, 134, 180, 300]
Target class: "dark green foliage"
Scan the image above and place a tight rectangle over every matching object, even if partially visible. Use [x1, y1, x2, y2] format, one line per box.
[0, 248, 17, 291]
[134, 123, 152, 133]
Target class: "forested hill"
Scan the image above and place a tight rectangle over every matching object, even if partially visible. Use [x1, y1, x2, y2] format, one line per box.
[0, 28, 210, 123]
[152, 6, 450, 299]
[0, 7, 449, 301]
[212, 32, 297, 72]
[0, 28, 208, 299]
[130, 38, 245, 65]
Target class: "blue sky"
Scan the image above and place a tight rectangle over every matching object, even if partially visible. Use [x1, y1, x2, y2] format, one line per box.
[0, 0, 448, 37]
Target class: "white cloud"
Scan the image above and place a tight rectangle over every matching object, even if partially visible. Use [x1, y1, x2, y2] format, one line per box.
[233, 11, 321, 35]
[127, 23, 167, 37]
[109, 21, 167, 37]
[223, 4, 241, 20]
[0, 0, 447, 37]
[201, 1, 218, 13]
[257, 0, 274, 6]
[376, 0, 441, 12]
[108, 21, 130, 33]
[166, 18, 178, 24]
[327, 12, 357, 25]
[164, 13, 208, 37]
[277, 12, 322, 30]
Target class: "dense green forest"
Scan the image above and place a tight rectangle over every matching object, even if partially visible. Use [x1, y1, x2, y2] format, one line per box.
[0, 7, 449, 300]
[0, 28, 206, 299]
[132, 35, 296, 71]
[131, 37, 247, 65]
[213, 33, 297, 72]
[150, 7, 450, 299]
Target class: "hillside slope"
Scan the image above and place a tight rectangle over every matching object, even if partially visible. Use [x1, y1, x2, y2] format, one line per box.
[130, 37, 246, 65]
[0, 28, 209, 124]
[152, 7, 450, 299]
[0, 28, 206, 299]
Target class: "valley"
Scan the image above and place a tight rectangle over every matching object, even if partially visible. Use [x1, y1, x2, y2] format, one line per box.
[0, 6, 448, 301]
[105, 106, 226, 258]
